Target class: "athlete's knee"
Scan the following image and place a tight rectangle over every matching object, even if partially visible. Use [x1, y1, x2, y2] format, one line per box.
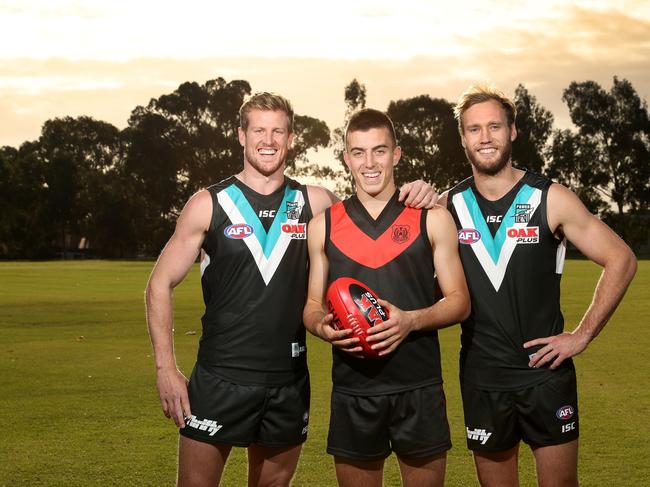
[250, 470, 295, 487]
[537, 469, 579, 487]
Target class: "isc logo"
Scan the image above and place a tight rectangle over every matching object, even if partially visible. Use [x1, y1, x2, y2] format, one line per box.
[458, 228, 481, 244]
[556, 405, 575, 421]
[224, 224, 253, 239]
[562, 422, 576, 433]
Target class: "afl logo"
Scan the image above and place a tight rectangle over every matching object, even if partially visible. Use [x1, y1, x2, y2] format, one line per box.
[224, 223, 253, 239]
[556, 405, 575, 421]
[458, 228, 481, 244]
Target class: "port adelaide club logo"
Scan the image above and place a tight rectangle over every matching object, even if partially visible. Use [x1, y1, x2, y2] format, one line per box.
[285, 201, 302, 220]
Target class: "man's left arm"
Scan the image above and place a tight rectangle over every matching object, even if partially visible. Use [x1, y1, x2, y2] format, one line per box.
[525, 184, 637, 369]
[307, 180, 438, 216]
[366, 206, 470, 355]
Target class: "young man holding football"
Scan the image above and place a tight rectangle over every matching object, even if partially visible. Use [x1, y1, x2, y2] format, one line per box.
[437, 85, 637, 487]
[145, 92, 437, 487]
[303, 108, 470, 487]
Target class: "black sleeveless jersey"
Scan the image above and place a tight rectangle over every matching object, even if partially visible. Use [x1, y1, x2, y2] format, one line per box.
[198, 176, 313, 386]
[447, 170, 573, 390]
[325, 191, 442, 395]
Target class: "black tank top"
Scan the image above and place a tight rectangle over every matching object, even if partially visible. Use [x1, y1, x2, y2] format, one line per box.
[447, 170, 573, 390]
[325, 192, 442, 395]
[198, 176, 312, 386]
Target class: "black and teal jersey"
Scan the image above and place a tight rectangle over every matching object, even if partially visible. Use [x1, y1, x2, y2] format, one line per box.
[197, 176, 313, 386]
[447, 170, 573, 390]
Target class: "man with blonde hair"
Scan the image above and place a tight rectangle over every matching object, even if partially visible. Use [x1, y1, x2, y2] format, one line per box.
[438, 85, 637, 487]
[146, 92, 437, 486]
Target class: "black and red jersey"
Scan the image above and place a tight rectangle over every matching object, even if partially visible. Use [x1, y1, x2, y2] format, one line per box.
[325, 191, 442, 395]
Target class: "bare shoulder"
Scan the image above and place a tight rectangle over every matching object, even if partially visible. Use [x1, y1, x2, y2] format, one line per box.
[426, 203, 455, 225]
[425, 204, 457, 244]
[547, 182, 593, 232]
[308, 209, 326, 230]
[177, 189, 213, 232]
[548, 182, 580, 204]
[307, 185, 340, 216]
[307, 210, 327, 249]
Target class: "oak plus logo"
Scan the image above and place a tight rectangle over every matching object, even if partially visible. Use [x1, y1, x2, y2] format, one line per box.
[466, 427, 492, 445]
[186, 415, 223, 436]
[282, 223, 306, 239]
[506, 226, 539, 244]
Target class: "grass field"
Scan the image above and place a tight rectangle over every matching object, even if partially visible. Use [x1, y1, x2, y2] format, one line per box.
[0, 260, 648, 486]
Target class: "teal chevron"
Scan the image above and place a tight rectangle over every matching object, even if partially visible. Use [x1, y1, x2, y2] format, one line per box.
[461, 184, 537, 264]
[223, 185, 299, 258]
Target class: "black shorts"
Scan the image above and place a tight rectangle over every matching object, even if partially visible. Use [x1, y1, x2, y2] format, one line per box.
[180, 362, 310, 448]
[461, 368, 579, 452]
[327, 383, 451, 461]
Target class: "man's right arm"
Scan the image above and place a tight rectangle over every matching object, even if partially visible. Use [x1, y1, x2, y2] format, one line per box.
[145, 189, 212, 428]
[307, 185, 339, 216]
[302, 213, 360, 354]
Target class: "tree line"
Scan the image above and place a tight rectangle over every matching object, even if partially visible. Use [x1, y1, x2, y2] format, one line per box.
[0, 76, 648, 259]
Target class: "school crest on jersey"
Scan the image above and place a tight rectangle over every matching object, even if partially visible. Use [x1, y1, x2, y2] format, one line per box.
[391, 224, 410, 243]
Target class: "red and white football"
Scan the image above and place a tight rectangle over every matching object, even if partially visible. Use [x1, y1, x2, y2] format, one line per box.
[326, 277, 389, 359]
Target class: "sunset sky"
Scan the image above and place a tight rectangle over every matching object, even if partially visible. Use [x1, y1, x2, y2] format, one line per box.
[1, 0, 649, 149]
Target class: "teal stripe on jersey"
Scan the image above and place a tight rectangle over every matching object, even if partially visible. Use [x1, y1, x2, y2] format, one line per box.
[461, 184, 537, 264]
[224, 184, 266, 247]
[223, 184, 299, 258]
[461, 188, 499, 263]
[265, 187, 300, 258]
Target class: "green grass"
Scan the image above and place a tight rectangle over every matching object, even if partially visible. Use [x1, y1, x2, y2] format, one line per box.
[0, 260, 648, 486]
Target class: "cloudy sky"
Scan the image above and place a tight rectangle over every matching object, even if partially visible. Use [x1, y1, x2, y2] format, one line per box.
[1, 0, 649, 147]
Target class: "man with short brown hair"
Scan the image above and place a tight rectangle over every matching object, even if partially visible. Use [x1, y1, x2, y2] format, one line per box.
[304, 108, 470, 487]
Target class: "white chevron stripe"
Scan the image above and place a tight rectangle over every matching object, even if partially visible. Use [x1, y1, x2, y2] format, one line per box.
[217, 189, 304, 285]
[556, 238, 567, 274]
[200, 252, 210, 276]
[452, 189, 542, 291]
